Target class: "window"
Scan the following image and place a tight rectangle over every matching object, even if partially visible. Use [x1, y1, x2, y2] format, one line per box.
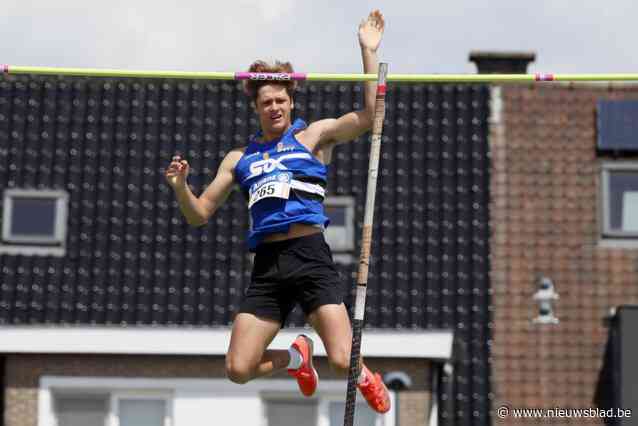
[265, 399, 317, 426]
[597, 100, 638, 152]
[263, 393, 389, 426]
[52, 390, 172, 426]
[324, 196, 355, 263]
[601, 162, 638, 238]
[327, 400, 383, 426]
[40, 377, 395, 426]
[115, 395, 168, 426]
[55, 395, 108, 426]
[1, 189, 68, 256]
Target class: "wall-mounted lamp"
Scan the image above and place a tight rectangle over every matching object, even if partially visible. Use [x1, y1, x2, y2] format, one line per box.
[533, 276, 559, 324]
[384, 371, 413, 426]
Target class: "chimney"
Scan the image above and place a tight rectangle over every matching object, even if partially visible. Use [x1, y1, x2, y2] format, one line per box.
[469, 51, 536, 74]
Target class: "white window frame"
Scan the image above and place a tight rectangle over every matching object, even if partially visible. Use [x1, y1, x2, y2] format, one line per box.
[1, 188, 68, 256]
[261, 389, 395, 426]
[324, 196, 355, 264]
[600, 162, 638, 245]
[39, 377, 395, 426]
[41, 379, 173, 426]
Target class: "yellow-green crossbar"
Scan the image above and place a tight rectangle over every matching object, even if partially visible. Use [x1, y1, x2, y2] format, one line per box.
[3, 66, 638, 82]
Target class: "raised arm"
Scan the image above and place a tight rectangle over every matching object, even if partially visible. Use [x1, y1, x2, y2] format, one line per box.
[165, 151, 240, 226]
[308, 10, 385, 149]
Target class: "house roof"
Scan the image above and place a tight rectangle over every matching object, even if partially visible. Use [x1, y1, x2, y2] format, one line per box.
[0, 77, 491, 332]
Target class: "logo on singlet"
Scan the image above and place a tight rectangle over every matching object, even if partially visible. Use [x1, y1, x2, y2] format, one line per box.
[276, 142, 296, 153]
[247, 152, 312, 179]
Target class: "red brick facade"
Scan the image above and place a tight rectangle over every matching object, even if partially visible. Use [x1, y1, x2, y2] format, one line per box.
[491, 84, 638, 425]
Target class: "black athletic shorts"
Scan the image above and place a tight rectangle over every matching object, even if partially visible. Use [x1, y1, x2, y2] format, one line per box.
[238, 232, 345, 325]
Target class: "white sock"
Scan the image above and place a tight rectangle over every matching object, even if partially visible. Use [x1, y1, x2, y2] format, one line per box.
[357, 367, 369, 385]
[287, 346, 303, 370]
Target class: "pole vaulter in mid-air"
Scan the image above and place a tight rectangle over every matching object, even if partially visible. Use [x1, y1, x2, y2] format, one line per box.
[164, 9, 391, 421]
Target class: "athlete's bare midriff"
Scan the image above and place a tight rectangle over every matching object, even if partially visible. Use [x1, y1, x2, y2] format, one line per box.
[262, 223, 322, 243]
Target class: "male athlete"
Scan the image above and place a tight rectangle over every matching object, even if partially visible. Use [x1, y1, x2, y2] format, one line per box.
[165, 10, 390, 413]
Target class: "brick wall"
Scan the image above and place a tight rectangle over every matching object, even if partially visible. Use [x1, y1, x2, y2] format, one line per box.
[490, 84, 638, 425]
[4, 353, 430, 426]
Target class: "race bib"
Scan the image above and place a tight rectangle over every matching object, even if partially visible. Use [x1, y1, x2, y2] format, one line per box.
[248, 173, 291, 209]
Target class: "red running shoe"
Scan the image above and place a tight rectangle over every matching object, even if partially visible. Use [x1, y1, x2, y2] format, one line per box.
[287, 334, 318, 397]
[357, 365, 391, 413]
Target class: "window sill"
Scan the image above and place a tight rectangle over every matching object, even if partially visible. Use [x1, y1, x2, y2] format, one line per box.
[0, 244, 66, 256]
[598, 238, 638, 249]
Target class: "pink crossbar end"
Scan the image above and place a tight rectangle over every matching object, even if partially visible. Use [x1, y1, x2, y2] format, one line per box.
[1, 65, 8, 74]
[535, 73, 555, 82]
[234, 72, 307, 81]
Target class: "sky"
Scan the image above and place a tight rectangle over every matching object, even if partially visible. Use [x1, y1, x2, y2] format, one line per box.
[1, 0, 637, 75]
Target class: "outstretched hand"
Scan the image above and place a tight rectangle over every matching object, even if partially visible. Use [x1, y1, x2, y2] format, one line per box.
[358, 10, 384, 52]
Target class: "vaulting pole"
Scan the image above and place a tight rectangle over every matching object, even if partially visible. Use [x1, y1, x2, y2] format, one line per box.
[342, 62, 388, 426]
[3, 65, 638, 82]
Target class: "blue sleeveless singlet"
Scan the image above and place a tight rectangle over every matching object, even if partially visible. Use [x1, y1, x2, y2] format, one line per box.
[234, 119, 330, 250]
